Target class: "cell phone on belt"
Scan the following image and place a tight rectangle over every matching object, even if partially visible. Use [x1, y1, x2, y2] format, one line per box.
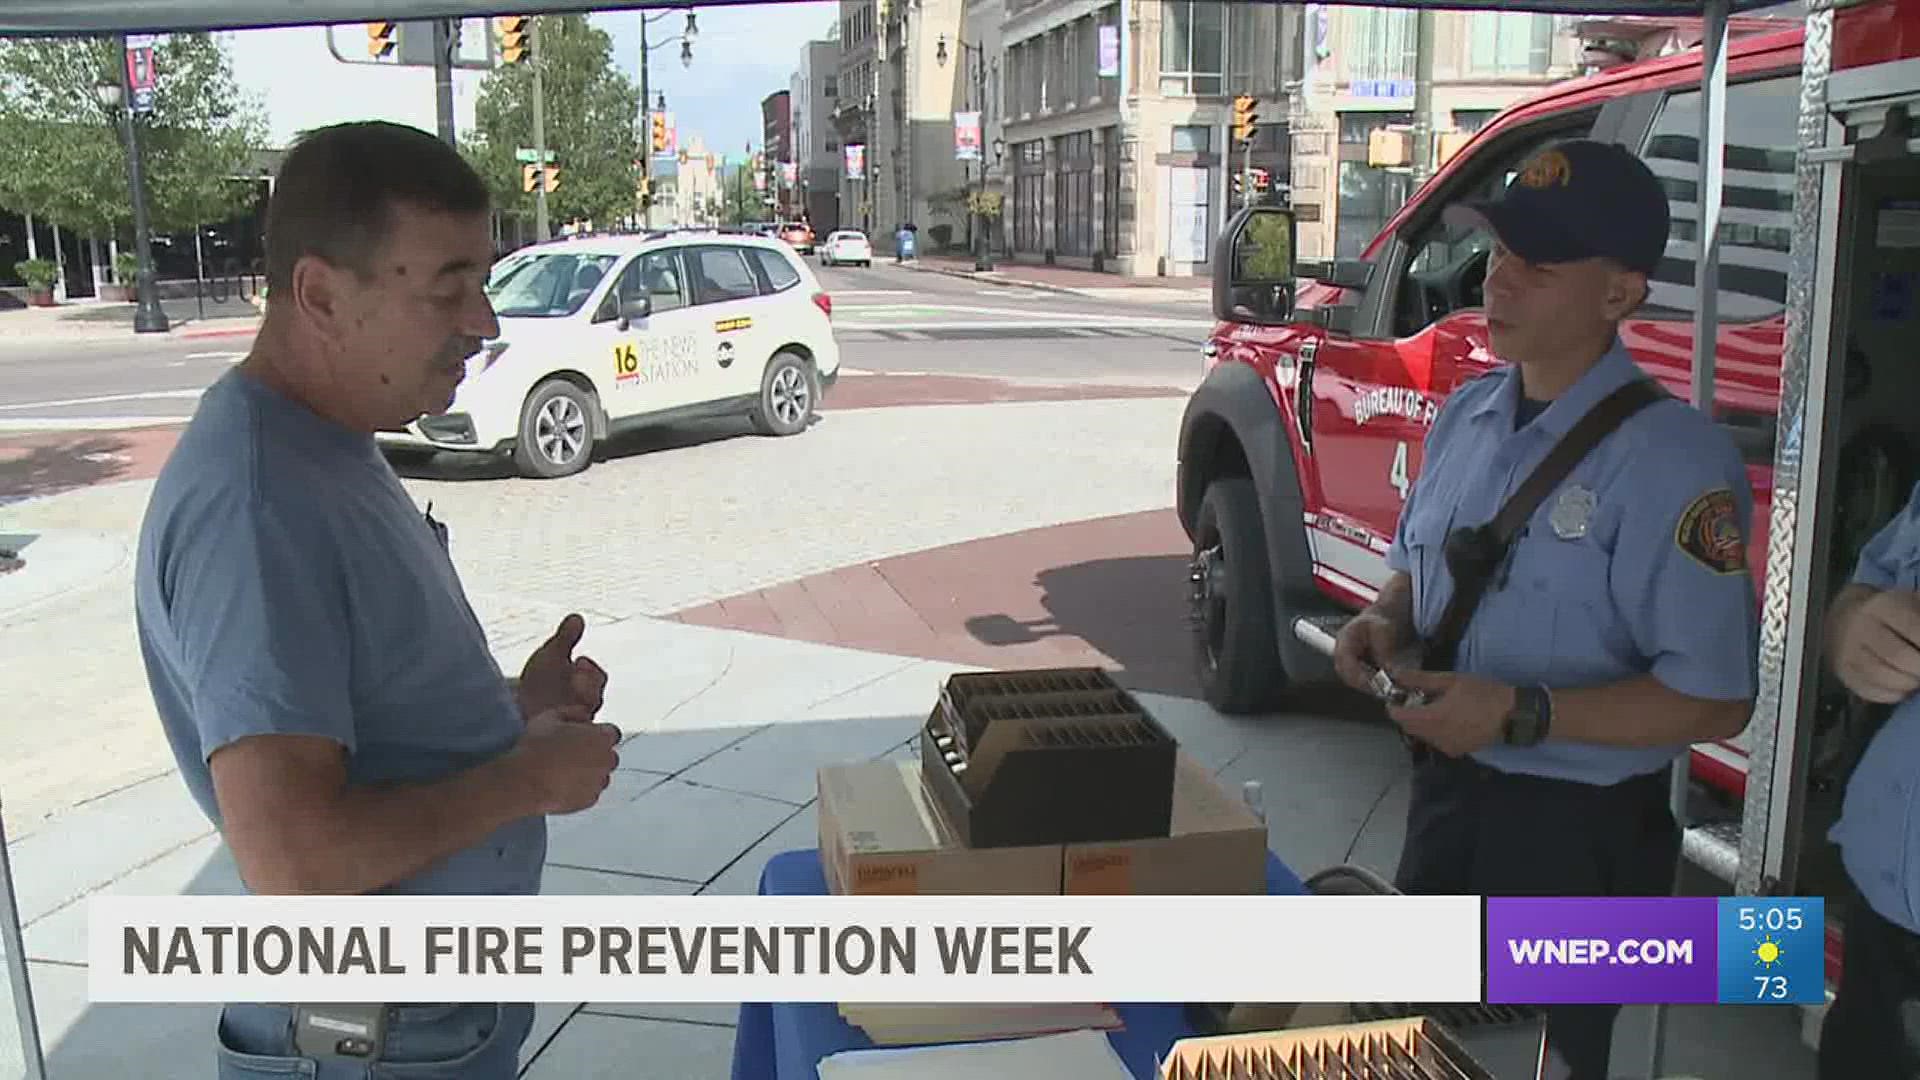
[292, 1004, 387, 1060]
[1368, 667, 1429, 708]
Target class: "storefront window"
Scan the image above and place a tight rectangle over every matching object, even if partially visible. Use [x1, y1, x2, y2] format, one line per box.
[1054, 132, 1095, 257]
[1013, 140, 1046, 253]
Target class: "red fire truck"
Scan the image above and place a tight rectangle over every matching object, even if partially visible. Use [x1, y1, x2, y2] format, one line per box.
[1181, 0, 1920, 1009]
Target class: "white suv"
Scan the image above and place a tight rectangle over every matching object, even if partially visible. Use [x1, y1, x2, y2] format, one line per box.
[379, 232, 841, 478]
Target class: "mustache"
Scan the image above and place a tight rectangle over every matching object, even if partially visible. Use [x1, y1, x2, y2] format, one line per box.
[438, 338, 484, 366]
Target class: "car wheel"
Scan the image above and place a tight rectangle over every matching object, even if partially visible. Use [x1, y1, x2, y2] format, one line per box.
[513, 378, 597, 479]
[750, 351, 817, 437]
[1189, 477, 1287, 713]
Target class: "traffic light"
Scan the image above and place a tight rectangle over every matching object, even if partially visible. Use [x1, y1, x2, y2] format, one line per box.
[366, 20, 397, 60]
[522, 164, 560, 192]
[1231, 95, 1258, 144]
[496, 16, 530, 64]
[650, 112, 668, 153]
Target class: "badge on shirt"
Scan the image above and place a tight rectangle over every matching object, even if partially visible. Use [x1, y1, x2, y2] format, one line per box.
[1550, 485, 1597, 540]
[1676, 487, 1745, 574]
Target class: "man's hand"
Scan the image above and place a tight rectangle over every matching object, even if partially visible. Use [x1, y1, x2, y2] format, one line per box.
[1334, 612, 1409, 693]
[507, 706, 621, 815]
[1383, 669, 1514, 757]
[1830, 587, 1920, 704]
[517, 613, 608, 723]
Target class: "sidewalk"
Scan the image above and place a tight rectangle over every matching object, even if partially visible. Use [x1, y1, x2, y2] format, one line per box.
[900, 254, 1212, 303]
[0, 294, 261, 345]
[0, 527, 1819, 1080]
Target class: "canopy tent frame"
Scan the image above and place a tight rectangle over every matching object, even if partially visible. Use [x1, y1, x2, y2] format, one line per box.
[0, 0, 1842, 1075]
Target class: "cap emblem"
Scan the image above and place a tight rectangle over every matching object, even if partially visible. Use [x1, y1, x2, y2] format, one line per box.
[1517, 149, 1572, 189]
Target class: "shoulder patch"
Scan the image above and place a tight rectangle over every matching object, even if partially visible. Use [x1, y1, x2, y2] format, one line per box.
[1674, 488, 1746, 574]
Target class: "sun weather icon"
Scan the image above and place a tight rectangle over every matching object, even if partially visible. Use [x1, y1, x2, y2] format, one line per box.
[1716, 898, 1824, 1004]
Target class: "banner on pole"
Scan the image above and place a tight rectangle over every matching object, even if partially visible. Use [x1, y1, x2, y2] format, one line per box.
[844, 143, 866, 180]
[1097, 25, 1120, 78]
[953, 112, 982, 161]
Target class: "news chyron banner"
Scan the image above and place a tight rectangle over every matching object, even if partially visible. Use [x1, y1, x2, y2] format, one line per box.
[90, 896, 1482, 1004]
[87, 895, 1826, 1005]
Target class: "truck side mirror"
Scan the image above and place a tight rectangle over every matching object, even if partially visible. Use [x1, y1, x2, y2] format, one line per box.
[1212, 206, 1297, 327]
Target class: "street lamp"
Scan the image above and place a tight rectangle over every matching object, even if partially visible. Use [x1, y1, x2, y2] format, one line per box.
[95, 54, 169, 334]
[936, 34, 993, 271]
[639, 7, 697, 226]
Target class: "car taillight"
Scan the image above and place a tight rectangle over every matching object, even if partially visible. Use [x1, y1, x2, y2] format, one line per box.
[812, 291, 832, 317]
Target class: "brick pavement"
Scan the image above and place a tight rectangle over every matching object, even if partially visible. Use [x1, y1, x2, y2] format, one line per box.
[673, 508, 1205, 699]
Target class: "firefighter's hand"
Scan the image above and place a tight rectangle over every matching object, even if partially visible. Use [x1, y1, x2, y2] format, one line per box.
[1832, 588, 1920, 705]
[1334, 612, 1407, 694]
[1383, 669, 1512, 757]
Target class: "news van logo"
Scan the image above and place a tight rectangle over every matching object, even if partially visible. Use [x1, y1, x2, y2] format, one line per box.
[1486, 897, 1825, 1005]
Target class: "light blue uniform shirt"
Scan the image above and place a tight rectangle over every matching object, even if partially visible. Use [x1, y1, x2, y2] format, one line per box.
[134, 367, 544, 897]
[1386, 340, 1760, 785]
[1829, 482, 1920, 934]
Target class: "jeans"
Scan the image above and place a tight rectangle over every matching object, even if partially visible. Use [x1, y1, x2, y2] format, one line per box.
[214, 1003, 533, 1079]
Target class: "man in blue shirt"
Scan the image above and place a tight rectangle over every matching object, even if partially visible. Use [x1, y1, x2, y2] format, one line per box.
[1334, 140, 1759, 1079]
[1819, 486, 1920, 1078]
[135, 122, 623, 1078]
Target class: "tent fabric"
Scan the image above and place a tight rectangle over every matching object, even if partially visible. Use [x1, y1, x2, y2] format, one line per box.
[0, 0, 1799, 38]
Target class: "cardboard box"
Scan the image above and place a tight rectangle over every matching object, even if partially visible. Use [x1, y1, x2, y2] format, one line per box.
[1158, 1015, 1546, 1080]
[1062, 752, 1268, 895]
[818, 759, 1061, 896]
[818, 753, 1268, 897]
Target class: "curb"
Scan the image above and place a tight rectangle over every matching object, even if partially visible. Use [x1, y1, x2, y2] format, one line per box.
[899, 260, 1211, 301]
[900, 261, 1093, 299]
[179, 323, 260, 340]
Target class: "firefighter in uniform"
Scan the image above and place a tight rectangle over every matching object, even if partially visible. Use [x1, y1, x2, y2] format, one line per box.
[1333, 140, 1760, 1079]
[1820, 481, 1920, 1079]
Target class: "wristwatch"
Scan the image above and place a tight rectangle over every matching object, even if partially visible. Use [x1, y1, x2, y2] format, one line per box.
[1504, 685, 1553, 747]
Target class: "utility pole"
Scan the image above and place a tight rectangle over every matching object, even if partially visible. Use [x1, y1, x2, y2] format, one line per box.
[639, 22, 651, 229]
[116, 34, 167, 333]
[1410, 8, 1436, 188]
[531, 17, 550, 240]
[432, 17, 457, 146]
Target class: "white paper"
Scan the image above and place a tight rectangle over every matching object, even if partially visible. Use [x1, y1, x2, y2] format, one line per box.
[816, 1028, 1133, 1080]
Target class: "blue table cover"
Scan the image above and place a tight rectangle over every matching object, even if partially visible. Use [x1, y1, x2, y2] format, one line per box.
[730, 848, 1306, 1080]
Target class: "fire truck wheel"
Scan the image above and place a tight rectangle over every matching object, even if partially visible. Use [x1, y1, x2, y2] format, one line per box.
[1190, 476, 1288, 713]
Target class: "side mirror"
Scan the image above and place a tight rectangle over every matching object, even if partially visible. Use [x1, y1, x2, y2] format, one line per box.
[1212, 206, 1298, 327]
[616, 294, 652, 331]
[1296, 258, 1373, 291]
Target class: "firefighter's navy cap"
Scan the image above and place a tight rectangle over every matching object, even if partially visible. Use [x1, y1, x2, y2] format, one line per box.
[1443, 139, 1670, 276]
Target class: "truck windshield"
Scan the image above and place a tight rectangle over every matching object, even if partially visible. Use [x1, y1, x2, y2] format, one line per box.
[486, 251, 619, 318]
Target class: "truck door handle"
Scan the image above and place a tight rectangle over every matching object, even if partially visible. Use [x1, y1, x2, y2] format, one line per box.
[1296, 345, 1316, 455]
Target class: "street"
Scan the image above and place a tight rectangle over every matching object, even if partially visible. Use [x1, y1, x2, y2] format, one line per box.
[0, 263, 1213, 430]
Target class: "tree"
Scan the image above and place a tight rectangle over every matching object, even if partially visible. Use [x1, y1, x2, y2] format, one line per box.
[0, 35, 266, 241]
[466, 15, 640, 228]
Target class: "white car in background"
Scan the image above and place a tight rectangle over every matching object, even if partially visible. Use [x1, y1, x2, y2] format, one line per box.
[817, 230, 873, 268]
[378, 232, 841, 479]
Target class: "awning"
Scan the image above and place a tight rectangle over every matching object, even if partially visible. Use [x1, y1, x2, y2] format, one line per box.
[0, 0, 1802, 38]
